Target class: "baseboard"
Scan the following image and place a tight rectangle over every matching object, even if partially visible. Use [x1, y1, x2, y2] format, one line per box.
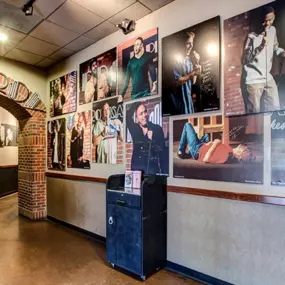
[47, 215, 106, 244]
[0, 190, 17, 198]
[166, 261, 234, 285]
[47, 216, 232, 285]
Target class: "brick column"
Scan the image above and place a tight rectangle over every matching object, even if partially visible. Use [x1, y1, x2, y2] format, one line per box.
[18, 113, 46, 220]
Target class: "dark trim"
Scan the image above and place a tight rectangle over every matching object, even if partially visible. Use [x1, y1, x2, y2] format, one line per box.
[0, 190, 17, 198]
[46, 172, 107, 184]
[48, 215, 231, 284]
[46, 172, 285, 207]
[47, 215, 106, 244]
[0, 165, 18, 169]
[166, 261, 233, 285]
[167, 185, 285, 207]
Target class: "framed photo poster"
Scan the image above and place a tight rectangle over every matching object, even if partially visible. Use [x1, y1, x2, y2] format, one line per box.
[125, 96, 169, 176]
[50, 71, 77, 117]
[224, 1, 285, 116]
[173, 114, 264, 184]
[117, 28, 158, 101]
[162, 16, 221, 116]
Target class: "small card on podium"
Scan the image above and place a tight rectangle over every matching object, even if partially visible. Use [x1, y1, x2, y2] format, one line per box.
[124, 171, 133, 189]
[132, 170, 142, 189]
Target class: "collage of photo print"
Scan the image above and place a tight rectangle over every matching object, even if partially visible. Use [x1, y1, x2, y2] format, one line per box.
[47, 0, 285, 186]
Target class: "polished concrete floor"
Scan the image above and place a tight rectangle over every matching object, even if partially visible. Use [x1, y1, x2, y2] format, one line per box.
[0, 194, 202, 285]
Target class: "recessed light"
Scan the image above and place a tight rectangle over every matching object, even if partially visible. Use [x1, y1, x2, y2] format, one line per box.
[0, 33, 8, 42]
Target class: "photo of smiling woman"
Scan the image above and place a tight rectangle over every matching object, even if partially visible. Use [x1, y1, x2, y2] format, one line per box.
[67, 111, 91, 169]
[92, 97, 123, 164]
[47, 119, 66, 171]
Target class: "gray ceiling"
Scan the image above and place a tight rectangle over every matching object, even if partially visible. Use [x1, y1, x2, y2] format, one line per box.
[0, 0, 174, 69]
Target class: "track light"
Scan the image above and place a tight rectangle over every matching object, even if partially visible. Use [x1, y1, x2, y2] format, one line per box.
[116, 19, 136, 35]
[22, 0, 36, 16]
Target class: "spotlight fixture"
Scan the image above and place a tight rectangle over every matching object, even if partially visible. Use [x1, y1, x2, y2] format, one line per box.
[0, 33, 8, 42]
[22, 0, 36, 16]
[116, 18, 136, 35]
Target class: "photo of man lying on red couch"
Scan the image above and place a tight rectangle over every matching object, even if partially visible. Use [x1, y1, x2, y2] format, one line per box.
[173, 114, 264, 184]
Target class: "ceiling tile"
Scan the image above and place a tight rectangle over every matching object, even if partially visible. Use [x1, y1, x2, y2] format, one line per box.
[64, 36, 95, 52]
[5, 48, 44, 65]
[4, 0, 26, 8]
[0, 24, 26, 45]
[49, 48, 75, 61]
[17, 36, 60, 57]
[30, 20, 79, 46]
[70, 0, 136, 19]
[0, 1, 43, 33]
[36, 58, 57, 68]
[0, 43, 13, 56]
[5, 0, 66, 18]
[33, 0, 66, 18]
[108, 2, 151, 25]
[84, 21, 117, 42]
[48, 0, 103, 34]
[139, 0, 174, 11]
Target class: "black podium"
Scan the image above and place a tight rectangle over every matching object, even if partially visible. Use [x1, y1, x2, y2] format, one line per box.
[106, 174, 167, 280]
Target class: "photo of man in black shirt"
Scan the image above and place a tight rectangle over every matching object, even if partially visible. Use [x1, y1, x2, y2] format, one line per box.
[126, 99, 168, 176]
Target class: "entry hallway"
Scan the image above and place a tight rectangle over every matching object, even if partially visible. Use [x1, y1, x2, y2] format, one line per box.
[0, 194, 202, 285]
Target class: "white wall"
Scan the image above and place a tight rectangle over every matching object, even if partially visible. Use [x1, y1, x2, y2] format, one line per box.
[0, 58, 47, 166]
[0, 107, 18, 165]
[0, 57, 48, 107]
[46, 1, 285, 284]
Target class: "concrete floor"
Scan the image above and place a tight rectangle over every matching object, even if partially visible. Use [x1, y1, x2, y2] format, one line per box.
[0, 194, 202, 285]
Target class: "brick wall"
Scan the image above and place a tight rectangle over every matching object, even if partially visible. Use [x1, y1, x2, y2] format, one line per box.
[0, 73, 47, 220]
[224, 13, 249, 115]
[18, 113, 46, 220]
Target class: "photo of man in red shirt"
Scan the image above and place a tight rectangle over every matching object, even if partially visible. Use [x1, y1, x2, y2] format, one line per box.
[173, 115, 264, 184]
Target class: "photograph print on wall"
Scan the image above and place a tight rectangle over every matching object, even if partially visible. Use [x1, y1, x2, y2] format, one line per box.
[125, 96, 169, 176]
[162, 16, 221, 116]
[47, 119, 66, 171]
[92, 97, 123, 164]
[1, 124, 17, 146]
[50, 71, 77, 117]
[173, 114, 264, 184]
[67, 111, 91, 169]
[79, 56, 98, 105]
[117, 28, 158, 102]
[0, 124, 3, 148]
[271, 111, 285, 185]
[224, 1, 285, 116]
[97, 48, 117, 101]
[79, 48, 117, 105]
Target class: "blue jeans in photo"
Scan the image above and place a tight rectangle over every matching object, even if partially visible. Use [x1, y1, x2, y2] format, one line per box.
[178, 123, 209, 160]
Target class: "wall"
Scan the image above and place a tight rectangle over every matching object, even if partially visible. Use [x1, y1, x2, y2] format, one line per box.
[0, 58, 47, 167]
[46, 0, 285, 284]
[0, 106, 18, 197]
[0, 58, 47, 203]
[0, 57, 48, 107]
[0, 106, 18, 165]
